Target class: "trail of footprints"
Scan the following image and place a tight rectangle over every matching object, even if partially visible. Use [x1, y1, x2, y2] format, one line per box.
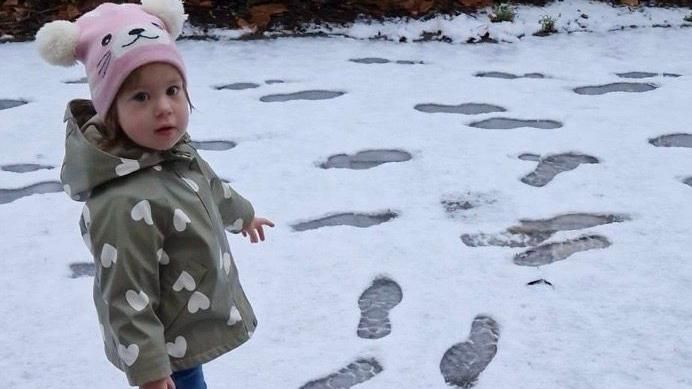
[4, 64, 680, 387]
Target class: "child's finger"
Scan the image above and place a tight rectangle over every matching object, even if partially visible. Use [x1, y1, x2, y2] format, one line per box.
[257, 225, 265, 241]
[249, 228, 258, 243]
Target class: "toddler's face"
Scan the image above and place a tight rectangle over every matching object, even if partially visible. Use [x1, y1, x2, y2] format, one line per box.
[115, 63, 189, 151]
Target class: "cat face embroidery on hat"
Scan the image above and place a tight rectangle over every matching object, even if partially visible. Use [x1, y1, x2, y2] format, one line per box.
[97, 22, 171, 77]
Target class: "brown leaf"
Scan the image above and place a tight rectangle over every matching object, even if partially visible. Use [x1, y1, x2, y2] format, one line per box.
[4, 0, 19, 6]
[620, 0, 639, 6]
[247, 3, 287, 29]
[457, 0, 492, 7]
[66, 4, 81, 19]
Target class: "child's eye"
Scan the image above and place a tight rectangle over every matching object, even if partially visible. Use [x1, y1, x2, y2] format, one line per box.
[133, 92, 148, 102]
[167, 86, 180, 96]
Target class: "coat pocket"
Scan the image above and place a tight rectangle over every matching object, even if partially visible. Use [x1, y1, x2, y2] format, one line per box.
[159, 259, 208, 330]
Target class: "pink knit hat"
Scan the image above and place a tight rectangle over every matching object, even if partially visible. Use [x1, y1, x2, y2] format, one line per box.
[36, 0, 187, 116]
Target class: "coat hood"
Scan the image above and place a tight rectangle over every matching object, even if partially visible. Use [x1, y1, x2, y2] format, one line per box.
[60, 99, 192, 201]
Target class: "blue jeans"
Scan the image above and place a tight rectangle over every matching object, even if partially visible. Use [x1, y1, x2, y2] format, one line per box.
[171, 365, 207, 389]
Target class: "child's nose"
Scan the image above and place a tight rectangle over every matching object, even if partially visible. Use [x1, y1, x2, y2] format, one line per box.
[156, 97, 173, 115]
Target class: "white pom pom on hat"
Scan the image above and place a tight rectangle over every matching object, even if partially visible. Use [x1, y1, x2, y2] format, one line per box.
[141, 0, 188, 39]
[35, 20, 79, 67]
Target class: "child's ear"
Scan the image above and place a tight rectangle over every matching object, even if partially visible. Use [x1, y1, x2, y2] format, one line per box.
[141, 0, 188, 39]
[36, 20, 79, 66]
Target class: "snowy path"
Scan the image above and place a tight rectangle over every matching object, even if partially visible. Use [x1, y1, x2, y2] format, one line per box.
[1, 27, 692, 388]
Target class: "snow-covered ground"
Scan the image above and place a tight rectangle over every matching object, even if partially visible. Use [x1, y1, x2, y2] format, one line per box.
[1, 7, 692, 389]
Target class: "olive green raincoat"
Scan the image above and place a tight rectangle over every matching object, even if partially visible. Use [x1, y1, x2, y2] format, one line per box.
[61, 99, 257, 386]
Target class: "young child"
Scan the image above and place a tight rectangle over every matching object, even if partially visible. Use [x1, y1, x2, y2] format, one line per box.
[36, 1, 273, 388]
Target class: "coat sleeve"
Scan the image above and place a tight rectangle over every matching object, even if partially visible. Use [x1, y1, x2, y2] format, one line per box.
[88, 194, 172, 386]
[197, 158, 255, 233]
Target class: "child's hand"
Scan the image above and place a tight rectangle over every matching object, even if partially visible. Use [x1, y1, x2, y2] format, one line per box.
[241, 217, 275, 243]
[140, 376, 175, 389]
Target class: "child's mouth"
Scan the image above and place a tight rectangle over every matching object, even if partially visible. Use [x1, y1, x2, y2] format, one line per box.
[156, 126, 175, 133]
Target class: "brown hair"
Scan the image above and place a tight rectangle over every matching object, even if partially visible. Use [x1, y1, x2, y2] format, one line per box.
[99, 65, 193, 149]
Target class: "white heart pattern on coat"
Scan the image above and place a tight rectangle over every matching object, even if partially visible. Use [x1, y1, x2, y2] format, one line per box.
[182, 177, 199, 192]
[229, 218, 244, 233]
[153, 165, 162, 171]
[223, 252, 231, 275]
[222, 182, 233, 199]
[131, 200, 154, 225]
[227, 305, 242, 326]
[173, 209, 191, 232]
[117, 343, 140, 367]
[166, 336, 187, 358]
[115, 158, 140, 176]
[81, 205, 91, 229]
[100, 243, 118, 268]
[157, 249, 170, 265]
[172, 271, 196, 292]
[125, 290, 149, 312]
[187, 291, 211, 313]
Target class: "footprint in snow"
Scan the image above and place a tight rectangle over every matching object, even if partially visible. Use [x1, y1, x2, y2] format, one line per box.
[357, 277, 402, 339]
[1, 163, 54, 173]
[319, 149, 412, 170]
[414, 103, 506, 115]
[474, 71, 547, 79]
[260, 90, 345, 103]
[440, 315, 500, 388]
[300, 358, 383, 389]
[291, 211, 398, 232]
[69, 262, 95, 278]
[616, 72, 680, 79]
[513, 235, 611, 266]
[190, 140, 236, 151]
[461, 213, 627, 248]
[349, 57, 423, 65]
[468, 118, 562, 130]
[649, 134, 692, 148]
[0, 181, 64, 204]
[519, 152, 599, 187]
[0, 99, 28, 110]
[573, 82, 657, 95]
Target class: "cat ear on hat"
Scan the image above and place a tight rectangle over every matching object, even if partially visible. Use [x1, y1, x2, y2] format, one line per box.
[35, 20, 79, 67]
[141, 0, 188, 39]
